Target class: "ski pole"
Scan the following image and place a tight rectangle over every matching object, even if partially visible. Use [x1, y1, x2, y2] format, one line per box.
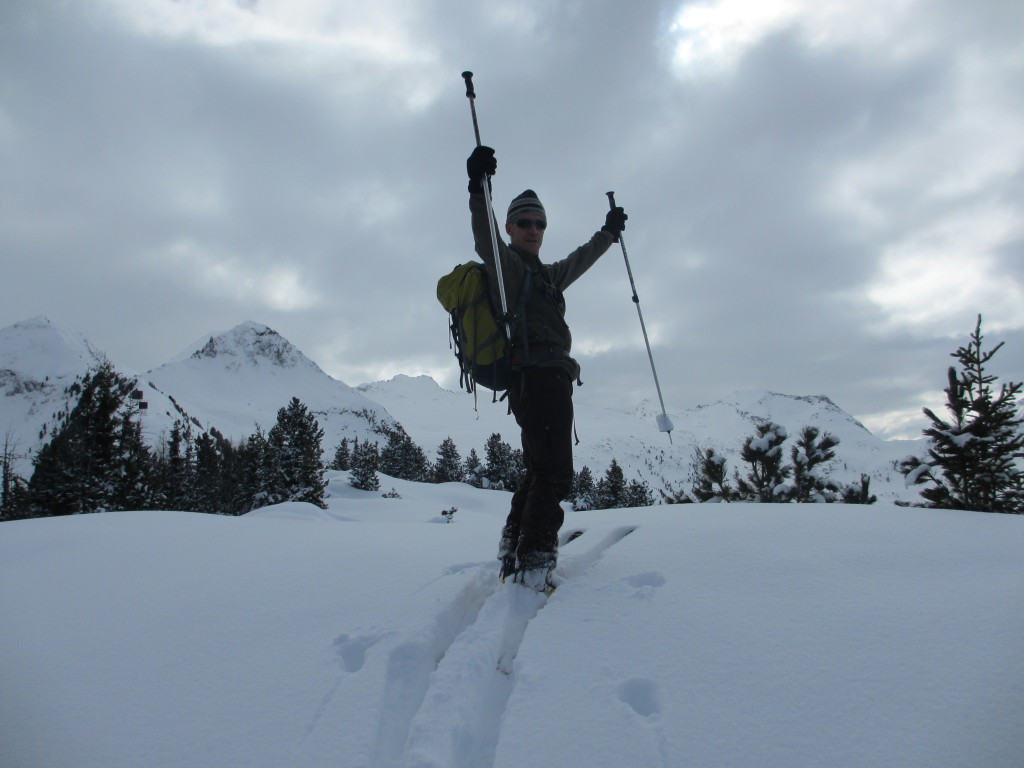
[462, 72, 511, 337]
[607, 191, 675, 443]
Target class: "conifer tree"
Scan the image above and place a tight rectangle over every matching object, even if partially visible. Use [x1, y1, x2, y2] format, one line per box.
[157, 420, 195, 511]
[690, 446, 733, 502]
[27, 362, 152, 516]
[192, 431, 226, 512]
[1, 433, 29, 520]
[241, 427, 281, 511]
[484, 433, 515, 490]
[433, 437, 463, 484]
[841, 474, 877, 505]
[349, 440, 380, 491]
[623, 476, 654, 508]
[595, 459, 626, 509]
[901, 316, 1024, 513]
[508, 448, 525, 491]
[790, 426, 841, 503]
[268, 397, 327, 508]
[735, 422, 791, 503]
[463, 448, 483, 487]
[571, 466, 596, 510]
[330, 438, 351, 471]
[379, 426, 430, 482]
[111, 403, 157, 512]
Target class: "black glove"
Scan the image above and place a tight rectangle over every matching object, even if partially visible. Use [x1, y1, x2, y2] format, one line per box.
[466, 146, 496, 192]
[602, 206, 628, 241]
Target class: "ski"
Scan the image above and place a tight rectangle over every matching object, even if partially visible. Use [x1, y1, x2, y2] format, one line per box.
[553, 525, 637, 585]
[558, 527, 586, 547]
[496, 525, 639, 672]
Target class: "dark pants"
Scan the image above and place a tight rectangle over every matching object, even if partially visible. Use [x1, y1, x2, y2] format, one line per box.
[503, 366, 574, 560]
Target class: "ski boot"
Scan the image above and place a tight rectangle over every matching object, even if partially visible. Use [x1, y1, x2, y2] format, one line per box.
[511, 549, 558, 594]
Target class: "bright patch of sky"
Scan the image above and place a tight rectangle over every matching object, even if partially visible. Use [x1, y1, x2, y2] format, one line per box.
[157, 239, 322, 312]
[868, 203, 1024, 335]
[100, 0, 444, 109]
[669, 0, 927, 79]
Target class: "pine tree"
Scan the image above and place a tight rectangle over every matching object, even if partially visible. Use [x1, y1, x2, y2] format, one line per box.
[595, 459, 626, 509]
[841, 474, 877, 505]
[349, 440, 380, 491]
[27, 362, 152, 516]
[433, 437, 463, 483]
[1, 432, 29, 520]
[790, 426, 841, 503]
[484, 433, 514, 490]
[330, 438, 351, 471]
[508, 448, 525, 491]
[623, 476, 654, 508]
[110, 404, 157, 512]
[463, 448, 483, 487]
[192, 431, 226, 513]
[268, 397, 327, 508]
[901, 315, 1024, 513]
[735, 422, 791, 503]
[690, 446, 733, 502]
[241, 427, 282, 511]
[379, 426, 430, 482]
[157, 420, 195, 511]
[571, 466, 596, 510]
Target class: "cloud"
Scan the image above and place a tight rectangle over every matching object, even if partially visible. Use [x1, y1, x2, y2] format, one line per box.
[1, 0, 1022, 442]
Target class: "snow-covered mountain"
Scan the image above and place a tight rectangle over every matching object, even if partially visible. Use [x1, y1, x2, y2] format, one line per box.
[141, 321, 397, 450]
[360, 375, 920, 503]
[0, 317, 108, 465]
[0, 317, 921, 501]
[0, 318, 397, 473]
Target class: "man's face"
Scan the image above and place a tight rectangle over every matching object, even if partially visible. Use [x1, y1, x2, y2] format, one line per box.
[506, 216, 545, 257]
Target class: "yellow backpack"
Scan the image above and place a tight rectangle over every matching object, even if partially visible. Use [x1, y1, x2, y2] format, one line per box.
[437, 262, 530, 393]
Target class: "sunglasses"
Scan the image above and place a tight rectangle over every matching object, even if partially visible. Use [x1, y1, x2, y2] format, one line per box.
[515, 218, 547, 231]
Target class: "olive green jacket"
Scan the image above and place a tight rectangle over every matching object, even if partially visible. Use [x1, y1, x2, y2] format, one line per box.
[469, 191, 614, 381]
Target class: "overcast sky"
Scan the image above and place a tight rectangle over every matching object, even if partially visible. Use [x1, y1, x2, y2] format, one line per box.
[2, 0, 1022, 439]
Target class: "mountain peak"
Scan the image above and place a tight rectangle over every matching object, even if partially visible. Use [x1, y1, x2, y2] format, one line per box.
[186, 322, 317, 371]
[0, 315, 107, 382]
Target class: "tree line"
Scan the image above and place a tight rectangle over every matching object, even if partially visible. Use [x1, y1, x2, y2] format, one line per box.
[664, 315, 1023, 513]
[4, 314, 1018, 519]
[0, 363, 652, 521]
[338, 428, 653, 510]
[1, 362, 328, 519]
[666, 423, 878, 505]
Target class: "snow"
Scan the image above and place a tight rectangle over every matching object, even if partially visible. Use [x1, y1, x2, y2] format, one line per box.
[4, 315, 1019, 765]
[3, 477, 1024, 768]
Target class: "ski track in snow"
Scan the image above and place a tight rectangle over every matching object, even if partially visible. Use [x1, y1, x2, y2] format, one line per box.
[370, 526, 637, 768]
[370, 566, 497, 768]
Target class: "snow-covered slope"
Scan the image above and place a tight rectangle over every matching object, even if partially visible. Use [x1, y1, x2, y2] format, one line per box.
[141, 321, 397, 450]
[2, 482, 1022, 767]
[0, 318, 397, 469]
[0, 317, 921, 501]
[361, 377, 920, 503]
[0, 317, 108, 469]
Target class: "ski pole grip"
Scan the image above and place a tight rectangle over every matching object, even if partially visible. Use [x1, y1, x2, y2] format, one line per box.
[606, 191, 617, 210]
[462, 71, 476, 99]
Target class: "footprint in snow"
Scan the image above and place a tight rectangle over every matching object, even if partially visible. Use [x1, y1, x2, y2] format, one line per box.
[618, 677, 662, 720]
[333, 631, 392, 673]
[625, 571, 666, 599]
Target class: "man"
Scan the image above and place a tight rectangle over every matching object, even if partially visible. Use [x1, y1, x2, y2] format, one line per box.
[466, 145, 628, 590]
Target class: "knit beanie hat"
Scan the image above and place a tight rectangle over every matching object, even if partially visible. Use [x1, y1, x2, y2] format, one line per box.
[506, 189, 546, 224]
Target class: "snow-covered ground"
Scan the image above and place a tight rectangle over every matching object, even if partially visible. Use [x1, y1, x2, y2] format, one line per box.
[3, 474, 1022, 768]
